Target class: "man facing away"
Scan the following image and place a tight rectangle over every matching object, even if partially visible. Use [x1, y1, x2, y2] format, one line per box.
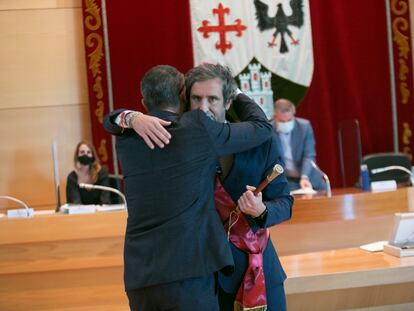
[272, 98, 326, 192]
[107, 64, 294, 311]
[104, 64, 273, 311]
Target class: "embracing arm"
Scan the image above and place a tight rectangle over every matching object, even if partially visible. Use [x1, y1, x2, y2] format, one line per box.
[202, 93, 273, 156]
[103, 109, 171, 149]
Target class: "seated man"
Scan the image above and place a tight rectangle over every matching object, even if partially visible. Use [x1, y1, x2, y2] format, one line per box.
[272, 98, 326, 191]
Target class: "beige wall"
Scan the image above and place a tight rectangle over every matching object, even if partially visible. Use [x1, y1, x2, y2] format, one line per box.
[0, 0, 91, 210]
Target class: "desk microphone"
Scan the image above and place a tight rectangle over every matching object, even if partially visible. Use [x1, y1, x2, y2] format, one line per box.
[78, 183, 127, 208]
[0, 195, 33, 217]
[371, 166, 414, 186]
[309, 160, 332, 198]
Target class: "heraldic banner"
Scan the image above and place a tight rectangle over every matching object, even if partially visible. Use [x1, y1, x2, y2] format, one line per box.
[81, 0, 413, 186]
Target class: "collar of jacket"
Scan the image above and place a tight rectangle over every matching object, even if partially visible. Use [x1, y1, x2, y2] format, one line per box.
[149, 110, 179, 121]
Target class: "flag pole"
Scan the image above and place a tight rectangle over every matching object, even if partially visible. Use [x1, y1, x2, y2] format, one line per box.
[385, 0, 399, 152]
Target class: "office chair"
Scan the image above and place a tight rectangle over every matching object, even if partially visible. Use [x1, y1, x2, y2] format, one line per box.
[338, 119, 362, 187]
[362, 152, 412, 185]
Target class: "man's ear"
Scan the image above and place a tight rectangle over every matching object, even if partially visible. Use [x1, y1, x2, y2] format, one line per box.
[141, 99, 149, 112]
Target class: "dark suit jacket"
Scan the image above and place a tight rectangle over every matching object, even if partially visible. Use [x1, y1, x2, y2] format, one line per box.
[218, 135, 293, 301]
[103, 94, 273, 291]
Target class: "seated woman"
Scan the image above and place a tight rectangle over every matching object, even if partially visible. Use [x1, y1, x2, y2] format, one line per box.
[66, 141, 111, 205]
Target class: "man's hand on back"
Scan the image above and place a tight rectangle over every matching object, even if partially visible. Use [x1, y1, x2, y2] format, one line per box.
[129, 112, 172, 149]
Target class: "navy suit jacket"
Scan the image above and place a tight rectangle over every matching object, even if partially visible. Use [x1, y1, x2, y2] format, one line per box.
[218, 135, 293, 296]
[103, 94, 273, 291]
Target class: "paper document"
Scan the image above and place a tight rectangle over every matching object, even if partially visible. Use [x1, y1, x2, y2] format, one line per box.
[290, 187, 317, 195]
[360, 241, 388, 252]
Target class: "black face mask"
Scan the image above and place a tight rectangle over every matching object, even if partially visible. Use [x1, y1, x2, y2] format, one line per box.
[78, 155, 94, 165]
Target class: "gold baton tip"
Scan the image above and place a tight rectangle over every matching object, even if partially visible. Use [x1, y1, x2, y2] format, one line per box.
[274, 164, 284, 174]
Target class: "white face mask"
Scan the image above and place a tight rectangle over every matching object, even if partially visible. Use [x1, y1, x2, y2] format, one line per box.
[276, 119, 295, 134]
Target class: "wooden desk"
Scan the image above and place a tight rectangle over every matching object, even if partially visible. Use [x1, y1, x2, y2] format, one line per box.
[281, 248, 414, 310]
[270, 187, 414, 255]
[0, 212, 128, 311]
[0, 187, 413, 310]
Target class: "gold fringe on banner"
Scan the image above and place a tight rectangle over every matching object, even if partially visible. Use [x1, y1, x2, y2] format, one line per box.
[234, 302, 267, 311]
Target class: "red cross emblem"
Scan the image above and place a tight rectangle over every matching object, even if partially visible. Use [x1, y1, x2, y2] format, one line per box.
[197, 3, 247, 55]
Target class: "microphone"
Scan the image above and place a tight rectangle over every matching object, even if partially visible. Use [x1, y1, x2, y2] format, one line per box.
[371, 165, 414, 186]
[78, 183, 127, 209]
[52, 141, 61, 212]
[309, 159, 332, 198]
[0, 195, 34, 218]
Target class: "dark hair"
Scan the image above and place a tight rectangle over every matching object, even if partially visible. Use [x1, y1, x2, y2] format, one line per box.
[140, 65, 184, 112]
[185, 63, 237, 105]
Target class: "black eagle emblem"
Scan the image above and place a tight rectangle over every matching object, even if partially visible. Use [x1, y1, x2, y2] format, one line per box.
[254, 0, 304, 53]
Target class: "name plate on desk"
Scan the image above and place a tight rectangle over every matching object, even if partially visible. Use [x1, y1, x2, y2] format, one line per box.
[7, 208, 34, 219]
[60, 204, 96, 215]
[96, 204, 126, 212]
[371, 180, 397, 192]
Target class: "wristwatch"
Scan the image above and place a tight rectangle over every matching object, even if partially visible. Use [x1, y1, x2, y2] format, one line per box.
[125, 111, 141, 128]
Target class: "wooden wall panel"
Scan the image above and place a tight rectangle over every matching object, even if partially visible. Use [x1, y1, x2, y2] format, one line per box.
[0, 104, 92, 209]
[0, 0, 80, 11]
[0, 0, 91, 210]
[0, 6, 87, 109]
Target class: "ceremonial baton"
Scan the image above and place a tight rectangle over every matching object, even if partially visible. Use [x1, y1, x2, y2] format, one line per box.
[234, 163, 284, 214]
[226, 164, 284, 238]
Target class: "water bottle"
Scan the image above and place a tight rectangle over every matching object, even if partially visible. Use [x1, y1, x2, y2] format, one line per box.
[360, 164, 370, 191]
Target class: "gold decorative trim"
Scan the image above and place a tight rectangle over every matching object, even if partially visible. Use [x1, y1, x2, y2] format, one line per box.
[402, 122, 412, 144]
[93, 76, 103, 99]
[399, 82, 410, 104]
[391, 1, 411, 107]
[83, 0, 109, 163]
[84, 0, 101, 31]
[86, 33, 103, 78]
[392, 17, 409, 58]
[402, 122, 412, 160]
[391, 0, 408, 15]
[234, 302, 267, 311]
[95, 101, 104, 124]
